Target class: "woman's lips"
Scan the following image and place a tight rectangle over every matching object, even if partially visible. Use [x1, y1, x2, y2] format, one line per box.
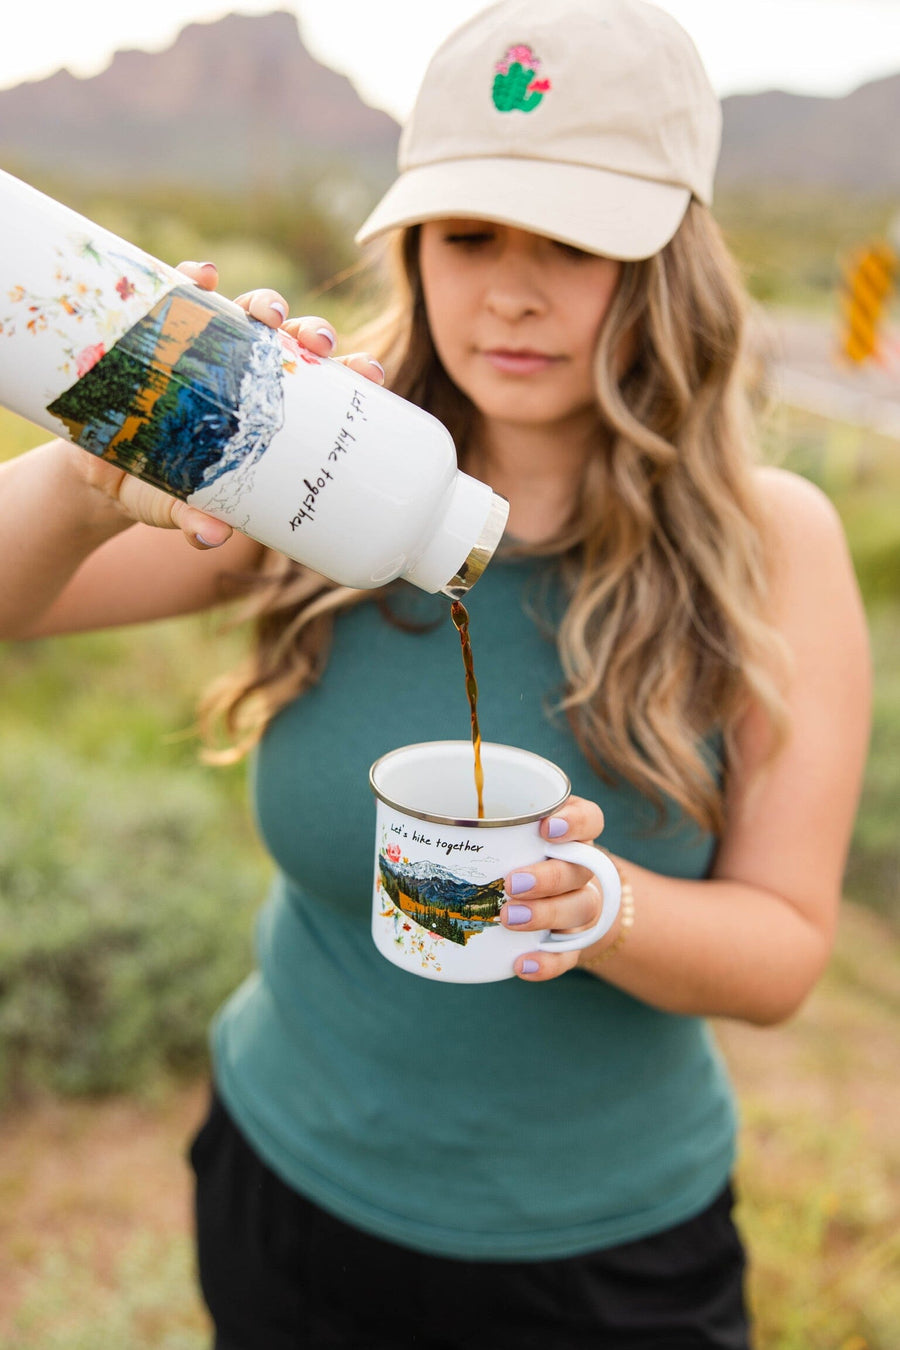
[481, 349, 560, 375]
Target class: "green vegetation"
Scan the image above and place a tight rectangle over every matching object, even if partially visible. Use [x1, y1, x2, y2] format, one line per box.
[715, 188, 900, 313]
[0, 413, 267, 1098]
[3, 169, 369, 321]
[760, 403, 900, 922]
[0, 608, 267, 1100]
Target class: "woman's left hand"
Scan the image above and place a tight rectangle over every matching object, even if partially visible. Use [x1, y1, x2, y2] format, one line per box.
[501, 795, 612, 981]
[177, 261, 386, 386]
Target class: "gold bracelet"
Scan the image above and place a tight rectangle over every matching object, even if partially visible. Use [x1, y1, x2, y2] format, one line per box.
[590, 863, 634, 963]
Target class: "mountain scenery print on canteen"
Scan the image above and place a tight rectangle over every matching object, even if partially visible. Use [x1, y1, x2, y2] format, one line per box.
[45, 282, 321, 503]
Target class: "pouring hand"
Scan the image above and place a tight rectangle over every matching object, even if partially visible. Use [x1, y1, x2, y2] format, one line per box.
[186, 263, 387, 387]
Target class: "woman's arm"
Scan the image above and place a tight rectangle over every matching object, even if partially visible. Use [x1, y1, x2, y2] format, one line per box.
[0, 436, 263, 639]
[503, 468, 872, 1025]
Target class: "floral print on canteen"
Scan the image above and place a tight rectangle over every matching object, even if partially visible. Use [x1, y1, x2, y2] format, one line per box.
[492, 43, 552, 112]
[0, 234, 173, 380]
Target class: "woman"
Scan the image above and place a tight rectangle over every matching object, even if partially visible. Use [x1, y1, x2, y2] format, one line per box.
[0, 1, 870, 1346]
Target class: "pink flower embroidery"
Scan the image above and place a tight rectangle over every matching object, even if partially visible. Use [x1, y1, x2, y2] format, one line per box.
[495, 43, 540, 75]
[510, 43, 539, 66]
[76, 342, 105, 377]
[529, 79, 552, 93]
[385, 843, 402, 863]
[115, 276, 136, 301]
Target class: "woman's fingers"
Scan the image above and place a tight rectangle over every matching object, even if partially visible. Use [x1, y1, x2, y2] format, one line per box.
[111, 472, 233, 548]
[501, 794, 605, 907]
[514, 950, 582, 982]
[170, 286, 387, 386]
[281, 318, 386, 383]
[505, 878, 608, 983]
[234, 288, 292, 329]
[338, 352, 386, 384]
[501, 876, 602, 936]
[177, 508, 233, 550]
[176, 260, 219, 290]
[280, 315, 335, 349]
[539, 794, 604, 844]
[500, 794, 609, 982]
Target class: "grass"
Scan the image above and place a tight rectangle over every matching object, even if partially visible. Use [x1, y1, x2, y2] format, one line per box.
[720, 902, 900, 1350]
[5, 1237, 209, 1350]
[715, 188, 900, 314]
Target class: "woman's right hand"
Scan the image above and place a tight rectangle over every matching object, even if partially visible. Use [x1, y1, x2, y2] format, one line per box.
[64, 437, 233, 549]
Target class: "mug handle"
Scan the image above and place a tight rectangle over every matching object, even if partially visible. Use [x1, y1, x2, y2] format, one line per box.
[534, 842, 622, 953]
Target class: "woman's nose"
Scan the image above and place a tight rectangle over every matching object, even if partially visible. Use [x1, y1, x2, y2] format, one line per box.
[484, 257, 548, 321]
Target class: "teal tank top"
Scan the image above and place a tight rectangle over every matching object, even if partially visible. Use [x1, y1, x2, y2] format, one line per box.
[211, 554, 737, 1259]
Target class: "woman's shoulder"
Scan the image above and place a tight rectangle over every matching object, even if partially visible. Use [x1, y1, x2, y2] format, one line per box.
[753, 463, 842, 530]
[751, 465, 862, 625]
[752, 464, 849, 568]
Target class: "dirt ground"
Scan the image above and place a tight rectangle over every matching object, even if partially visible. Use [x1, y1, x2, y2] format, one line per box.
[0, 1080, 210, 1335]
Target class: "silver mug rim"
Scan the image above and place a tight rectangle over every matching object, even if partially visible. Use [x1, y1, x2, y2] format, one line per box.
[368, 739, 571, 828]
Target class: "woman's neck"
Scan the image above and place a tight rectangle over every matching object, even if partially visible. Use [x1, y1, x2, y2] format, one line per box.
[466, 415, 598, 544]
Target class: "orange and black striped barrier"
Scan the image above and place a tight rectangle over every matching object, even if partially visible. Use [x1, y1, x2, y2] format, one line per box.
[839, 240, 897, 364]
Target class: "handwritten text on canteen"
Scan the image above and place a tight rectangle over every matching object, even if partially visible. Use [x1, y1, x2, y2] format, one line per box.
[289, 387, 368, 530]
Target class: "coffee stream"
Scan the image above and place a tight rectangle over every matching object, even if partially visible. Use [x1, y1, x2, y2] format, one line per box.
[450, 600, 485, 819]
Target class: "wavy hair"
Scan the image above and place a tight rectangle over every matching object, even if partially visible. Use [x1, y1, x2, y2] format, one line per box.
[198, 204, 790, 834]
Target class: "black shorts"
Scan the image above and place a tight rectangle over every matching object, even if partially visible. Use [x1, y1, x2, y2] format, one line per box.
[189, 1087, 752, 1350]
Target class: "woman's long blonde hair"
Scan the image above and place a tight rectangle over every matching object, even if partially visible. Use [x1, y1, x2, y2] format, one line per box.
[199, 203, 789, 834]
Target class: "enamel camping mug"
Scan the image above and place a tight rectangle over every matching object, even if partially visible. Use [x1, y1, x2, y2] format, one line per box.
[370, 741, 622, 983]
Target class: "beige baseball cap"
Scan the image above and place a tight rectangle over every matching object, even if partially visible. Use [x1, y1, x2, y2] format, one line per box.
[356, 0, 721, 261]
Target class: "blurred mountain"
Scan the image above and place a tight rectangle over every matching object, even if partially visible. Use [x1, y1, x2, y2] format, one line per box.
[719, 73, 900, 193]
[1, 12, 897, 201]
[0, 10, 399, 194]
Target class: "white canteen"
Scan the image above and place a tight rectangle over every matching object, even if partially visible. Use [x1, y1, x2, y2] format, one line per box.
[0, 169, 507, 596]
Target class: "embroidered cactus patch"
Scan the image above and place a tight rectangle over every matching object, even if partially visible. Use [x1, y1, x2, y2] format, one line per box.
[492, 43, 551, 113]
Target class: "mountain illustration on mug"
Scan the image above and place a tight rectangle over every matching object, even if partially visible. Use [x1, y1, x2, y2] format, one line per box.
[378, 852, 504, 946]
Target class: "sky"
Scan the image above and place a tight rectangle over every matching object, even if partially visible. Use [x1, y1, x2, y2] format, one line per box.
[2, 0, 900, 118]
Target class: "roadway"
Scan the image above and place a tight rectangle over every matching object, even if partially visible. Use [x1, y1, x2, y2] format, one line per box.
[754, 309, 900, 439]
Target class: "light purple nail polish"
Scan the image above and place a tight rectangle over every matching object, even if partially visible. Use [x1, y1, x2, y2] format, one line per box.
[270, 301, 288, 321]
[510, 871, 536, 896]
[521, 960, 540, 974]
[195, 532, 222, 548]
[368, 358, 386, 379]
[547, 817, 568, 838]
[506, 904, 532, 926]
[315, 327, 336, 349]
